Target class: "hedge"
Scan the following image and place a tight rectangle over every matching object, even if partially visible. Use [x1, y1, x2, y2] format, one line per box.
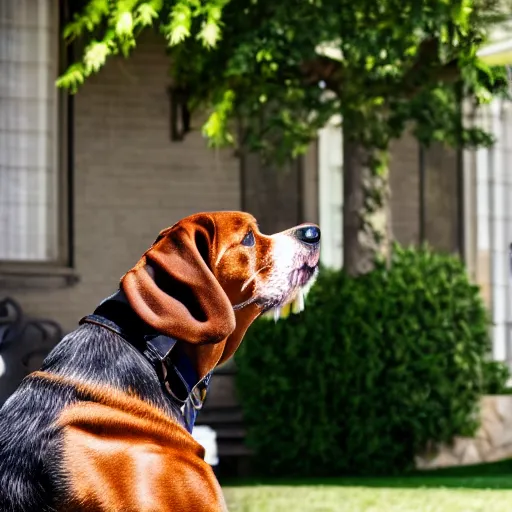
[235, 245, 509, 476]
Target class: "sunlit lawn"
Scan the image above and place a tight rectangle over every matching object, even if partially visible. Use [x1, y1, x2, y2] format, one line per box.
[224, 484, 512, 511]
[222, 463, 512, 511]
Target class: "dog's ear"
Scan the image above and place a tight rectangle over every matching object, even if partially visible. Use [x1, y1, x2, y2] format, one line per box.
[121, 214, 236, 345]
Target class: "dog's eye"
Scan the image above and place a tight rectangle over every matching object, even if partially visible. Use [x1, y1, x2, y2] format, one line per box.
[241, 230, 255, 247]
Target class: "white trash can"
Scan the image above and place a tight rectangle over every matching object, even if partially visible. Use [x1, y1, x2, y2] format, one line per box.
[191, 425, 219, 467]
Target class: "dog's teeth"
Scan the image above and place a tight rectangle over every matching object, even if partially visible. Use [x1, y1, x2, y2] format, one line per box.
[262, 286, 310, 323]
[281, 303, 292, 319]
[292, 290, 305, 314]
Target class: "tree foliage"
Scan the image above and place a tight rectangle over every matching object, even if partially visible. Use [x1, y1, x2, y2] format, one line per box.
[59, 0, 512, 275]
[59, 0, 510, 162]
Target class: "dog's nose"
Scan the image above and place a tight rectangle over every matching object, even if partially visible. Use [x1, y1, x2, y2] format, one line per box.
[294, 224, 321, 245]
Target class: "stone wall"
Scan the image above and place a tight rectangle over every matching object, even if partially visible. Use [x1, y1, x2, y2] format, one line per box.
[416, 395, 512, 469]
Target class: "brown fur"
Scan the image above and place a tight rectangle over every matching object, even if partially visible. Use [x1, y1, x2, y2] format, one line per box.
[28, 372, 225, 512]
[122, 212, 272, 379]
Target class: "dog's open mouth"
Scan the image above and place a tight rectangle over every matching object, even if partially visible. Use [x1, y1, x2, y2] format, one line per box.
[261, 264, 319, 322]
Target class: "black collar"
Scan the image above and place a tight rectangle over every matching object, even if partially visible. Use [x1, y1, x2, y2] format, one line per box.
[79, 289, 211, 434]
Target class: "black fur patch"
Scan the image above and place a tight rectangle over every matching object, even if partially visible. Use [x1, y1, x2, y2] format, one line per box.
[0, 324, 180, 511]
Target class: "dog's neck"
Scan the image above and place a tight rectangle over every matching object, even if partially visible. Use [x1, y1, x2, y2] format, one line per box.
[79, 290, 211, 433]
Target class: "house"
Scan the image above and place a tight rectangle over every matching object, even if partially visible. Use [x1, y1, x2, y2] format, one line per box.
[0, 0, 485, 471]
[0, 1, 463, 330]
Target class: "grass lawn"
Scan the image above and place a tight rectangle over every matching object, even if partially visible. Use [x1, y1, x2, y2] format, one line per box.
[221, 461, 512, 511]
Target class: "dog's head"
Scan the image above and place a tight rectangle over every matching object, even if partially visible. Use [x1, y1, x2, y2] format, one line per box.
[121, 212, 320, 378]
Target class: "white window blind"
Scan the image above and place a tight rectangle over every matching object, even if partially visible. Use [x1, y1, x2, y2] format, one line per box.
[318, 116, 343, 269]
[0, 0, 59, 262]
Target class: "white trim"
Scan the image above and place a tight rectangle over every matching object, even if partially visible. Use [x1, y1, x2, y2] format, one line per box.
[318, 117, 343, 269]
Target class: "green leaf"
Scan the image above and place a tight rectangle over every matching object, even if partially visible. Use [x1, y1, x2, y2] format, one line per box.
[135, 4, 159, 26]
[83, 41, 110, 73]
[165, 2, 192, 46]
[202, 89, 236, 145]
[115, 11, 134, 36]
[55, 63, 86, 93]
[197, 20, 221, 47]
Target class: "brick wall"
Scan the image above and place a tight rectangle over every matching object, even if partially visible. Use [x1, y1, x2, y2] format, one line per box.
[389, 130, 421, 245]
[389, 131, 460, 252]
[11, 31, 241, 332]
[423, 141, 460, 253]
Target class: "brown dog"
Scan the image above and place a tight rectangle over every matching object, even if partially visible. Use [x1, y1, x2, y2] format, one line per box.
[0, 211, 320, 512]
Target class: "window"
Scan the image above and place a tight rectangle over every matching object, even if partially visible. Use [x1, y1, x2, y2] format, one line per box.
[464, 98, 512, 364]
[0, 0, 65, 264]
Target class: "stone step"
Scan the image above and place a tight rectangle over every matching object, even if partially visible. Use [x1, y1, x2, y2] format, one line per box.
[196, 407, 244, 425]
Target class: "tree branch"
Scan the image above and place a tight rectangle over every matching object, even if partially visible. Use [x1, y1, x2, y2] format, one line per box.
[300, 55, 343, 92]
[398, 37, 461, 98]
[297, 37, 461, 102]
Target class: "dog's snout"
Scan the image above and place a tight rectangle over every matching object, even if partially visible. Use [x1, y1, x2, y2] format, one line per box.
[293, 224, 321, 245]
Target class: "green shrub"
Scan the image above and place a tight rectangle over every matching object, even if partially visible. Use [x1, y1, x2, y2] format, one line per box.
[235, 245, 509, 477]
[482, 360, 511, 395]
